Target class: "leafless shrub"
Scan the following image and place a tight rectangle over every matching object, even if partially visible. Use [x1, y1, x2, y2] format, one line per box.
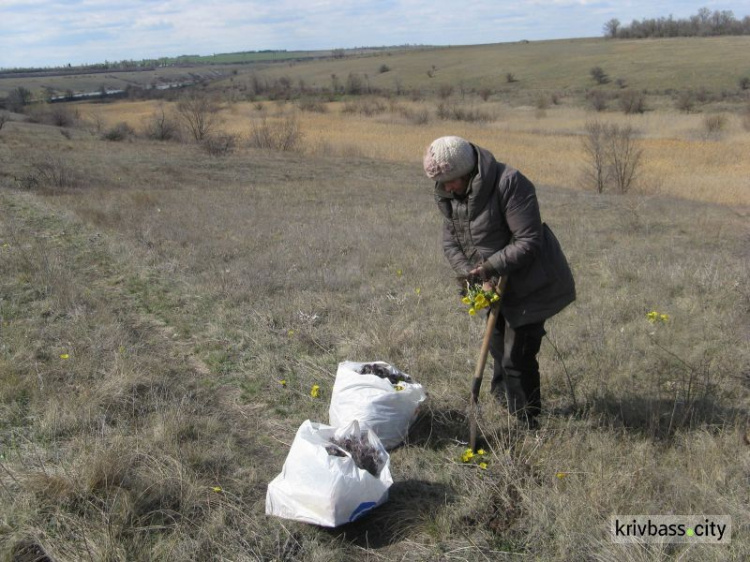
[436, 102, 494, 123]
[48, 104, 78, 127]
[19, 155, 81, 192]
[176, 91, 219, 141]
[437, 84, 454, 99]
[341, 98, 386, 117]
[535, 95, 550, 110]
[701, 114, 728, 140]
[0, 111, 9, 131]
[345, 73, 366, 95]
[582, 121, 643, 194]
[202, 133, 238, 157]
[379, 64, 391, 73]
[618, 90, 647, 114]
[248, 116, 303, 152]
[145, 105, 180, 141]
[587, 90, 609, 112]
[478, 88, 492, 102]
[297, 98, 328, 113]
[615, 78, 628, 89]
[101, 121, 134, 141]
[398, 106, 431, 125]
[675, 90, 696, 113]
[505, 73, 517, 83]
[582, 122, 609, 193]
[739, 76, 750, 91]
[742, 104, 750, 131]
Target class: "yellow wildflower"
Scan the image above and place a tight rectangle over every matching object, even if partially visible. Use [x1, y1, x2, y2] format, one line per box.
[461, 448, 475, 463]
[556, 472, 566, 479]
[477, 449, 486, 456]
[279, 380, 287, 387]
[468, 308, 476, 316]
[491, 294, 500, 302]
[310, 384, 320, 398]
[461, 296, 472, 305]
[660, 314, 669, 322]
[60, 353, 70, 360]
[396, 269, 403, 277]
[415, 287, 421, 295]
[647, 311, 659, 323]
[394, 384, 405, 391]
[211, 486, 223, 493]
[479, 462, 488, 470]
[287, 329, 295, 336]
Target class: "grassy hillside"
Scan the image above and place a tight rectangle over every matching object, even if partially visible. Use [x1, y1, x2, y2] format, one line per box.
[0, 110, 748, 560]
[238, 36, 750, 96]
[3, 36, 750, 103]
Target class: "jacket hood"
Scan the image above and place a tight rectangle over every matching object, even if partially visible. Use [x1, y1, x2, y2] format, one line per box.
[434, 145, 500, 220]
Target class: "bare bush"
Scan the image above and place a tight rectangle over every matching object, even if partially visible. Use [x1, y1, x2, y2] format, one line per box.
[478, 88, 492, 102]
[248, 116, 303, 152]
[6, 86, 32, 112]
[437, 84, 454, 99]
[0, 111, 9, 131]
[582, 122, 609, 193]
[505, 73, 517, 83]
[702, 114, 728, 140]
[297, 98, 329, 113]
[102, 122, 134, 141]
[618, 90, 647, 114]
[587, 90, 608, 112]
[19, 155, 81, 192]
[145, 105, 180, 141]
[176, 91, 219, 141]
[436, 102, 494, 123]
[742, 104, 750, 132]
[379, 64, 391, 73]
[397, 106, 430, 125]
[535, 95, 550, 110]
[582, 121, 643, 194]
[202, 133, 238, 157]
[48, 104, 78, 127]
[675, 90, 696, 113]
[341, 98, 386, 117]
[738, 77, 750, 90]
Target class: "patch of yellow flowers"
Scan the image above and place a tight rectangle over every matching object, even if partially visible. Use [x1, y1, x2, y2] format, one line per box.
[647, 311, 669, 324]
[461, 448, 488, 469]
[461, 283, 500, 316]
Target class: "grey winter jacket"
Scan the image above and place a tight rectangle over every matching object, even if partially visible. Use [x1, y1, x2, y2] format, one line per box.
[435, 144, 576, 328]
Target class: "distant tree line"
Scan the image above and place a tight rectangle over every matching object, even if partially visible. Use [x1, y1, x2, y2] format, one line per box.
[604, 7, 750, 39]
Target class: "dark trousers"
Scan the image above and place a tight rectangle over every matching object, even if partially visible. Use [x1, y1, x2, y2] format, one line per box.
[488, 315, 546, 425]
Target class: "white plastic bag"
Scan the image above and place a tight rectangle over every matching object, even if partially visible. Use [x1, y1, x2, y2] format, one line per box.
[329, 361, 426, 450]
[266, 419, 392, 527]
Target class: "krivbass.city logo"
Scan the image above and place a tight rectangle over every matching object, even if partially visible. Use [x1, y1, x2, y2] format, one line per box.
[611, 516, 732, 544]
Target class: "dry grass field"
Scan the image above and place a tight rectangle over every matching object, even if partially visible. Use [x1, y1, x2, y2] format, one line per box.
[75, 97, 750, 206]
[1, 46, 749, 560]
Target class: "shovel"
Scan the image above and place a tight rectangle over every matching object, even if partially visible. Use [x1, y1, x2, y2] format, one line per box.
[468, 275, 507, 453]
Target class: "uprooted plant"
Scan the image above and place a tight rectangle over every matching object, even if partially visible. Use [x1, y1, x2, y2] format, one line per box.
[325, 433, 386, 477]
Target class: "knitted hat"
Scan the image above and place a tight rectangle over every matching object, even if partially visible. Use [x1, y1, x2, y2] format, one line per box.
[423, 136, 476, 182]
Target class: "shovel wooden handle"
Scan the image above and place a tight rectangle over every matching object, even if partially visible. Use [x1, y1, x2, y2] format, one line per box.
[469, 276, 507, 453]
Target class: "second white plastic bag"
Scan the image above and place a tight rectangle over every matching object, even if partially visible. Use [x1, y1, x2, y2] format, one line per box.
[329, 360, 426, 449]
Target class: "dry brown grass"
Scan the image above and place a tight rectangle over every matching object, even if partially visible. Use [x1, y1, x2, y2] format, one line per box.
[1, 109, 748, 560]
[74, 98, 750, 207]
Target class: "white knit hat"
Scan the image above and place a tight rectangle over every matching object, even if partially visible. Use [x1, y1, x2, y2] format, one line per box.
[423, 136, 476, 182]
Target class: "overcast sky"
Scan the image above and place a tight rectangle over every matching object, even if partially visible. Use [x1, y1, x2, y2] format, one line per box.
[2, 0, 749, 68]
